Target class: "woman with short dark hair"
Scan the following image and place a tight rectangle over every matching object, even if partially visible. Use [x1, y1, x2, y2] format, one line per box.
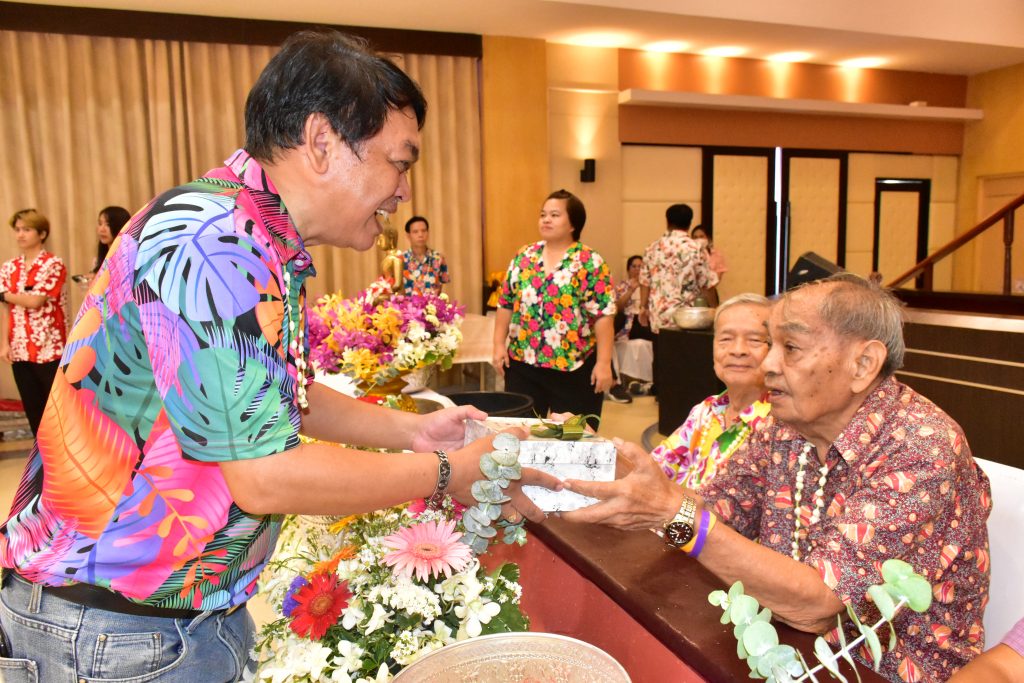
[492, 190, 616, 424]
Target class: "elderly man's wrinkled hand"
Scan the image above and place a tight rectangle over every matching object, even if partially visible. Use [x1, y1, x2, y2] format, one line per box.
[559, 439, 688, 531]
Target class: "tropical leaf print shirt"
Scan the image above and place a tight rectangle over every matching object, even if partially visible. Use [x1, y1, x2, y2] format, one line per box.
[697, 377, 991, 682]
[639, 230, 718, 332]
[0, 150, 314, 611]
[0, 250, 67, 363]
[497, 241, 615, 371]
[401, 248, 449, 295]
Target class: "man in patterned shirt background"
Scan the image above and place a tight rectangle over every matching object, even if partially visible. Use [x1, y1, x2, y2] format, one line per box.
[566, 273, 991, 682]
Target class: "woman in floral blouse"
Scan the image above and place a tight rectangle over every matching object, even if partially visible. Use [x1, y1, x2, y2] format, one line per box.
[651, 293, 772, 488]
[0, 209, 67, 436]
[492, 190, 616, 422]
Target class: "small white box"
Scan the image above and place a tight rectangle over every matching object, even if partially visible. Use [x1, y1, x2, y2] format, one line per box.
[464, 417, 616, 512]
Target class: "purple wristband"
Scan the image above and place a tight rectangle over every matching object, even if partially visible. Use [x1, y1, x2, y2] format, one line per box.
[687, 510, 712, 559]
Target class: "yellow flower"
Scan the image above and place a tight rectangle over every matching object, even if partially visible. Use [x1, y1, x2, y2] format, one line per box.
[371, 308, 402, 345]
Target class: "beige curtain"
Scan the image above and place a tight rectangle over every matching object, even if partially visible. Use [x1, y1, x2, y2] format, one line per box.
[0, 30, 483, 326]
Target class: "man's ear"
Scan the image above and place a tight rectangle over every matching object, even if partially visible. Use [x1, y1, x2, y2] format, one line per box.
[300, 113, 335, 175]
[850, 339, 886, 392]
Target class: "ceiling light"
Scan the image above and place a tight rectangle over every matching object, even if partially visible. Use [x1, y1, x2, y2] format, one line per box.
[562, 32, 633, 49]
[701, 46, 747, 58]
[838, 57, 887, 69]
[767, 51, 812, 63]
[642, 40, 689, 53]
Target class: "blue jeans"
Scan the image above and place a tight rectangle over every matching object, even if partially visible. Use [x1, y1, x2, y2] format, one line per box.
[0, 571, 256, 682]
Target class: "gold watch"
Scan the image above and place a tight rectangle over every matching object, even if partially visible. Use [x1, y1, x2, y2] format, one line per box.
[663, 496, 698, 548]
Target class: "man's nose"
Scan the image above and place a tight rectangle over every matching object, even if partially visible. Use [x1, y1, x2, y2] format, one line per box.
[396, 174, 412, 202]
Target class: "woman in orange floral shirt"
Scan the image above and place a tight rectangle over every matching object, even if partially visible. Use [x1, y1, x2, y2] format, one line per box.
[0, 209, 67, 435]
[492, 190, 616, 423]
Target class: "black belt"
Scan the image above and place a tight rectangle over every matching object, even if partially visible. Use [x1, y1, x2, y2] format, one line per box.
[4, 570, 241, 620]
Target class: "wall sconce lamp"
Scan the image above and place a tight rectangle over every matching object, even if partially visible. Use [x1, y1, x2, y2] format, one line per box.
[580, 158, 596, 183]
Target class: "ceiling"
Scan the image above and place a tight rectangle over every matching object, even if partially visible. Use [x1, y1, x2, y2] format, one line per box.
[22, 0, 1024, 75]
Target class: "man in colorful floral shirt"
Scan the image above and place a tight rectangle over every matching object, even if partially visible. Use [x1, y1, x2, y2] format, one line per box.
[565, 274, 991, 682]
[401, 215, 449, 295]
[0, 30, 554, 683]
[638, 203, 718, 333]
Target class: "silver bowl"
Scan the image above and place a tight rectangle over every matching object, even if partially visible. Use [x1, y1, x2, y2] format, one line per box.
[393, 632, 631, 682]
[672, 306, 715, 329]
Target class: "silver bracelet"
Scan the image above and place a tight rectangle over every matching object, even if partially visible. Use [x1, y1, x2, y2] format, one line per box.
[426, 449, 451, 509]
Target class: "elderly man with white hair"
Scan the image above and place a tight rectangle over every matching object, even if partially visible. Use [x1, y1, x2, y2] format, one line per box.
[564, 273, 991, 682]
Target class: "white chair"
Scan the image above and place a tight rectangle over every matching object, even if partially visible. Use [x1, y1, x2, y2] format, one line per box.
[973, 457, 1024, 646]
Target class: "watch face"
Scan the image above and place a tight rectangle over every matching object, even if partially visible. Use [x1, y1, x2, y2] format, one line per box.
[665, 521, 695, 547]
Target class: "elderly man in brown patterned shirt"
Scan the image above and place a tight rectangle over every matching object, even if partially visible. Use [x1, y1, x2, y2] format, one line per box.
[564, 273, 991, 682]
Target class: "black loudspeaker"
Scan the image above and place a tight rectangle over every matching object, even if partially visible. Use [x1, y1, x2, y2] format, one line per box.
[787, 252, 841, 289]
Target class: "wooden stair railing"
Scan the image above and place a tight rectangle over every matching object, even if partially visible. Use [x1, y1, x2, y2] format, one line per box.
[887, 191, 1023, 292]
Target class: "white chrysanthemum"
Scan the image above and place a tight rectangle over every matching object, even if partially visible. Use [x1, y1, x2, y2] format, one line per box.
[552, 270, 572, 287]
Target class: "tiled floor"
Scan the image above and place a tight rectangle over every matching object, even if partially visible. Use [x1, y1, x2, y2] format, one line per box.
[0, 395, 662, 628]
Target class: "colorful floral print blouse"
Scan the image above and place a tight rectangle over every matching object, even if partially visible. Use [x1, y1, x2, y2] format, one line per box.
[697, 377, 991, 682]
[652, 391, 770, 489]
[401, 248, 449, 295]
[640, 230, 718, 332]
[0, 149, 314, 611]
[498, 241, 615, 371]
[0, 250, 67, 363]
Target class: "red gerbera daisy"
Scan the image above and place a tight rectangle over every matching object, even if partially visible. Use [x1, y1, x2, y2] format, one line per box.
[288, 572, 352, 640]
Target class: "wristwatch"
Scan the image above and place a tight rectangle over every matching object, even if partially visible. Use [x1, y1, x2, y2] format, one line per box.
[663, 495, 698, 548]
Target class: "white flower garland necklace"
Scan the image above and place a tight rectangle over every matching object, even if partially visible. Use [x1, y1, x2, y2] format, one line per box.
[791, 441, 829, 561]
[282, 268, 309, 409]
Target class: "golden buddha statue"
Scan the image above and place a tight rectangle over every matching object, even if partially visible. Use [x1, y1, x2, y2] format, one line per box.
[376, 213, 403, 291]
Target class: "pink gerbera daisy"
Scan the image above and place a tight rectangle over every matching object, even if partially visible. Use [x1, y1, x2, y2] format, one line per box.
[382, 519, 473, 582]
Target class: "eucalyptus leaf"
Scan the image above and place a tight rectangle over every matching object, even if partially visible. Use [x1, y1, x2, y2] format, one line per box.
[498, 465, 522, 481]
[742, 620, 780, 657]
[868, 585, 896, 621]
[813, 636, 846, 683]
[730, 594, 760, 625]
[860, 623, 883, 670]
[480, 456, 502, 480]
[492, 432, 520, 454]
[472, 480, 505, 504]
[474, 524, 497, 539]
[489, 449, 519, 467]
[708, 590, 727, 606]
[880, 558, 914, 584]
[729, 581, 746, 600]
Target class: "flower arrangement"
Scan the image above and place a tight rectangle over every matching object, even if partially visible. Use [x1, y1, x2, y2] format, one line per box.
[255, 499, 528, 682]
[307, 277, 464, 390]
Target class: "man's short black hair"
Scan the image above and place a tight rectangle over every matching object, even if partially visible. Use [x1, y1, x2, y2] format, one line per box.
[546, 189, 586, 241]
[666, 204, 694, 230]
[405, 215, 429, 233]
[245, 30, 427, 162]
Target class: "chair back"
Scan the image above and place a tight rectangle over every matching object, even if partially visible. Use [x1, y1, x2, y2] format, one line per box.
[974, 457, 1024, 646]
